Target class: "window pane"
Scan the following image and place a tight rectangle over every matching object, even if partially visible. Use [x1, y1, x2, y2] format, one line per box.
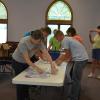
[48, 1, 71, 20]
[0, 2, 7, 19]
[60, 25, 70, 35]
[47, 25, 58, 48]
[0, 24, 7, 43]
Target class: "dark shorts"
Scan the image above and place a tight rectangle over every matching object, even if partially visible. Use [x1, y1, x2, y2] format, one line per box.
[92, 49, 100, 60]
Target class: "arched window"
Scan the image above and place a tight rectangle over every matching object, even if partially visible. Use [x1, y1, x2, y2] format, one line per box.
[0, 1, 7, 43]
[46, 0, 73, 47]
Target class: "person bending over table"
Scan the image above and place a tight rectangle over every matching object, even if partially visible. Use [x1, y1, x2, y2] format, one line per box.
[55, 30, 88, 100]
[55, 27, 84, 65]
[12, 30, 58, 100]
[23, 26, 52, 61]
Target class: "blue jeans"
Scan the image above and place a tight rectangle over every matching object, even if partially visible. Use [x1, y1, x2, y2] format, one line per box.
[12, 59, 30, 100]
[69, 60, 88, 100]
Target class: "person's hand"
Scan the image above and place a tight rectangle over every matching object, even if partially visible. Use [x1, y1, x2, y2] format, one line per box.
[89, 29, 98, 33]
[35, 66, 44, 74]
[95, 29, 100, 33]
[51, 62, 58, 75]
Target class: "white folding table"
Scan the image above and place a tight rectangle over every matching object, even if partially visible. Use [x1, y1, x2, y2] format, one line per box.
[12, 61, 70, 100]
[12, 62, 67, 86]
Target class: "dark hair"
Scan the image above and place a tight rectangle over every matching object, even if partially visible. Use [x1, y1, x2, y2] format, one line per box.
[66, 27, 77, 36]
[97, 25, 100, 29]
[41, 27, 51, 35]
[31, 30, 43, 40]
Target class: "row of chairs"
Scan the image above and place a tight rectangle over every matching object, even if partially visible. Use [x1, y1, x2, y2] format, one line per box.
[0, 43, 12, 73]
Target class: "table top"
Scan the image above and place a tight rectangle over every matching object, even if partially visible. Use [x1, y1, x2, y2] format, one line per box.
[12, 60, 67, 87]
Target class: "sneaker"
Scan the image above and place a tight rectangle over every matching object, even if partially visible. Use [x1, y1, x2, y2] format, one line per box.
[96, 75, 100, 80]
[88, 73, 95, 78]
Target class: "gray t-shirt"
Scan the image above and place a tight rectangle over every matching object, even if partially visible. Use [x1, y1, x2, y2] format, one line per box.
[12, 36, 45, 63]
[61, 37, 88, 61]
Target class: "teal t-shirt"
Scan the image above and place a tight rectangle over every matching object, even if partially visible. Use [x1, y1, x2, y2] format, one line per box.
[49, 37, 61, 51]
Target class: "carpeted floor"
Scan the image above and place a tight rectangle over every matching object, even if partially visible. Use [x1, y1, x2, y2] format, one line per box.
[0, 73, 16, 100]
[0, 63, 100, 100]
[80, 64, 100, 100]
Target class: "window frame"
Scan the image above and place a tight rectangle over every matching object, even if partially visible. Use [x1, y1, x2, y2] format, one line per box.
[45, 0, 73, 27]
[0, 1, 8, 43]
[45, 0, 73, 48]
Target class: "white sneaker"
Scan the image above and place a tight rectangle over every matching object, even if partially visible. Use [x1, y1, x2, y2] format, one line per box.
[96, 75, 100, 80]
[88, 73, 95, 78]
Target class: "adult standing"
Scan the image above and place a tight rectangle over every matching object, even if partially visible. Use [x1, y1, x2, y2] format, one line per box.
[88, 26, 100, 79]
[12, 30, 57, 100]
[55, 30, 88, 100]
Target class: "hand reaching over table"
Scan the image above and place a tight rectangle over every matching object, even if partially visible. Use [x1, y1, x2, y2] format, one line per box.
[51, 62, 58, 75]
[34, 66, 44, 74]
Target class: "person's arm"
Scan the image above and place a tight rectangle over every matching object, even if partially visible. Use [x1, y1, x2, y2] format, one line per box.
[89, 29, 100, 44]
[47, 37, 53, 51]
[95, 29, 100, 33]
[47, 43, 52, 51]
[89, 30, 94, 44]
[41, 49, 58, 74]
[22, 51, 44, 74]
[61, 38, 72, 61]
[55, 53, 66, 65]
[55, 49, 71, 65]
[64, 49, 72, 62]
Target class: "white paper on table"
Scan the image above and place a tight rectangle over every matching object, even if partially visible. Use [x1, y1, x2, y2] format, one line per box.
[25, 68, 50, 78]
[25, 59, 52, 78]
